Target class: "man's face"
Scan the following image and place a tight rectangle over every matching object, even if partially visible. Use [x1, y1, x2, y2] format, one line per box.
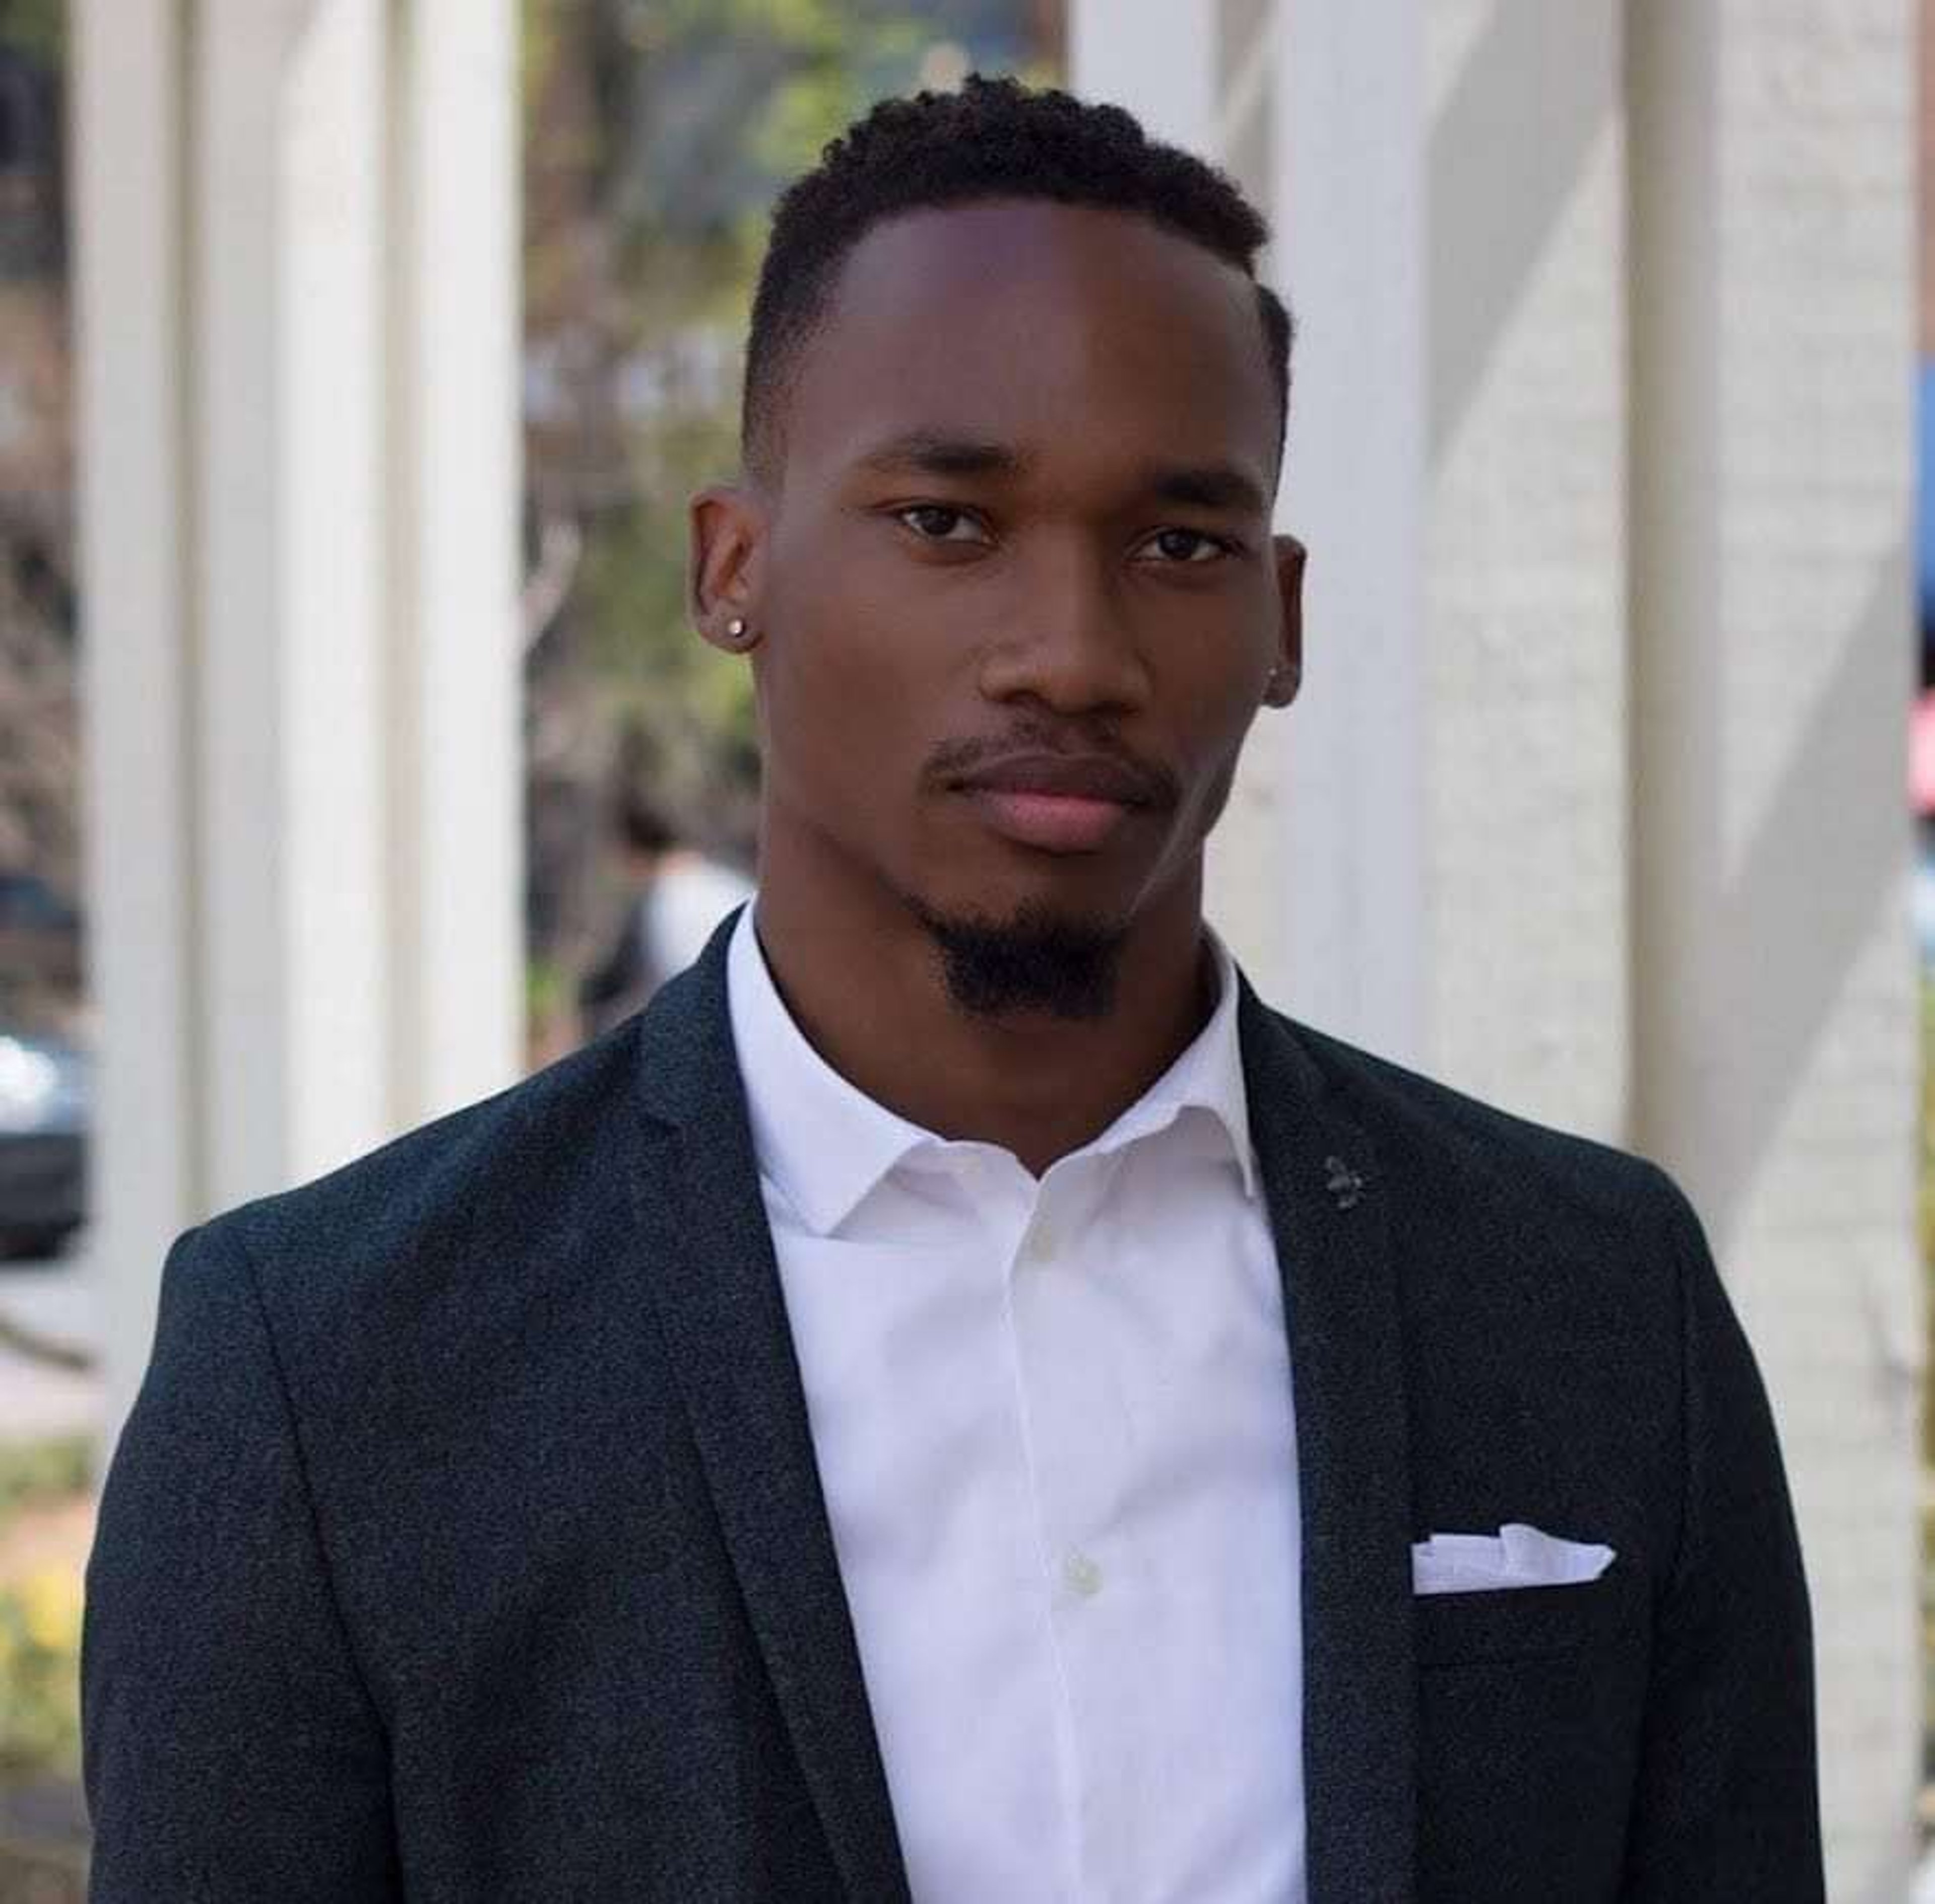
[703, 199, 1301, 954]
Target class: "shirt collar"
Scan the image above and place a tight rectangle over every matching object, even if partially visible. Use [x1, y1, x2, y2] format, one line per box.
[1092, 931, 1258, 1201]
[726, 901, 1259, 1237]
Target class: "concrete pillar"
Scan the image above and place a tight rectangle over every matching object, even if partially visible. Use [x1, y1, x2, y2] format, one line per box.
[386, 0, 524, 1124]
[73, 0, 198, 1436]
[75, 0, 523, 1439]
[1070, 0, 1307, 998]
[1270, 1, 1426, 1063]
[196, 0, 390, 1209]
[1204, 0, 1291, 986]
[1069, 0, 1220, 154]
[1073, 0, 1429, 1063]
[1628, 4, 1920, 1895]
[1420, 3, 1630, 1140]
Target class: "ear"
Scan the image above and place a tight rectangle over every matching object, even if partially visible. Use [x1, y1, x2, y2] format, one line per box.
[1264, 533, 1306, 707]
[689, 484, 767, 653]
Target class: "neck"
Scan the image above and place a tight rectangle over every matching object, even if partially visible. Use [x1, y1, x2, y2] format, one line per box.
[750, 851, 1216, 1179]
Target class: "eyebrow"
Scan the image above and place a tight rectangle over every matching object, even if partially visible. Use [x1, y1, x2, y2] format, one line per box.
[851, 429, 1268, 515]
[1145, 462, 1270, 516]
[852, 431, 1029, 480]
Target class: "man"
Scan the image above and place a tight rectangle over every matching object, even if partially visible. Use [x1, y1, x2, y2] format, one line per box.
[83, 76, 1822, 1902]
[578, 790, 755, 1038]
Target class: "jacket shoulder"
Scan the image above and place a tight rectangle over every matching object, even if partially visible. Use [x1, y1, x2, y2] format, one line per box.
[1275, 1012, 1691, 1245]
[201, 1020, 659, 1320]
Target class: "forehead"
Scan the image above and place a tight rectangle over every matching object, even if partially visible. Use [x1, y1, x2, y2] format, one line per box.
[778, 200, 1280, 495]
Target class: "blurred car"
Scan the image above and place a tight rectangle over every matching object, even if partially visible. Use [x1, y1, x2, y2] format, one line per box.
[0, 869, 82, 994]
[0, 1024, 87, 1259]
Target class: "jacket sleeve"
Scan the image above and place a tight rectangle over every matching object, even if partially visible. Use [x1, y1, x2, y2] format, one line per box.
[82, 1221, 403, 1901]
[1618, 1177, 1824, 1900]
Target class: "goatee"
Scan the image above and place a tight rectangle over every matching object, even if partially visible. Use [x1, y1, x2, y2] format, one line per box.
[909, 898, 1127, 1022]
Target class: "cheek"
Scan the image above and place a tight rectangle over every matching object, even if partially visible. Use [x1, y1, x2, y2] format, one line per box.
[1191, 749, 1246, 840]
[1155, 643, 1269, 763]
[756, 542, 937, 799]
[1138, 640, 1271, 844]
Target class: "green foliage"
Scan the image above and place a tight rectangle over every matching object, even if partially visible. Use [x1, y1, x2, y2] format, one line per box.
[0, 1436, 89, 1527]
[0, 1569, 79, 1777]
[526, 954, 570, 1026]
[0, 1437, 88, 1780]
[516, 2, 1057, 1019]
[0, 0, 63, 66]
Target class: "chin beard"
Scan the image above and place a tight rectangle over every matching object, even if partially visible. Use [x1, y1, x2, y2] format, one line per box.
[909, 897, 1127, 1022]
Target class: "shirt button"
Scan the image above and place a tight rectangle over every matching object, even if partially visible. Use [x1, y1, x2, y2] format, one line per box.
[1062, 1551, 1104, 1599]
[1024, 1223, 1057, 1264]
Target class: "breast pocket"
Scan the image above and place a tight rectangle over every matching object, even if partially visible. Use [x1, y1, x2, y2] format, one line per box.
[1412, 1558, 1651, 1899]
[1412, 1558, 1646, 1667]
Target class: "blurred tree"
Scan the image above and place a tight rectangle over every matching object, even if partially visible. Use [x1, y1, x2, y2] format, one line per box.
[0, 2, 60, 68]
[0, 4, 75, 1031]
[519, 0, 1057, 1048]
[0, 0, 1067, 1050]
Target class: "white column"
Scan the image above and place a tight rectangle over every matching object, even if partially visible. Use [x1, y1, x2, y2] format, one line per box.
[77, 0, 524, 1439]
[1419, 1, 1629, 1140]
[1629, 4, 1919, 1895]
[1202, 0, 1288, 978]
[1069, 0, 1220, 154]
[197, 0, 391, 1209]
[388, 0, 523, 1124]
[1074, 5, 1432, 1058]
[1270, 1, 1427, 1062]
[1073, 2, 1296, 980]
[75, 0, 198, 1437]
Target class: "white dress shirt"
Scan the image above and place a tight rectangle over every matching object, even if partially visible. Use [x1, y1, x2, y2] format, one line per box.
[727, 905, 1306, 1903]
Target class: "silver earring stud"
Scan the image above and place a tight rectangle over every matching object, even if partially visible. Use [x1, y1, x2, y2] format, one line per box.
[725, 617, 749, 644]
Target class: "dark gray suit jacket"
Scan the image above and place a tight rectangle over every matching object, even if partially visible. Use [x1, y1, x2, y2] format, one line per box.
[82, 916, 1823, 1901]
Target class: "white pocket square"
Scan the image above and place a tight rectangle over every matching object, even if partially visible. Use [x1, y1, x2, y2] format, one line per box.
[1411, 1522, 1616, 1596]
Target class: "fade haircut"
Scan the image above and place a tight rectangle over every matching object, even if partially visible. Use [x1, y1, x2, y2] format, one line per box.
[741, 74, 1294, 485]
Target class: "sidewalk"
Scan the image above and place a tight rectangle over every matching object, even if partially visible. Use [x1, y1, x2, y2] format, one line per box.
[0, 1250, 100, 1446]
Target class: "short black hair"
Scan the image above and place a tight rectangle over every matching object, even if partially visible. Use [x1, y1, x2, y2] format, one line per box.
[742, 74, 1294, 484]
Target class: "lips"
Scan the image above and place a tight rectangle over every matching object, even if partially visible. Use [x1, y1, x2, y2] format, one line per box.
[966, 789, 1133, 851]
[955, 754, 1160, 804]
[951, 751, 1165, 855]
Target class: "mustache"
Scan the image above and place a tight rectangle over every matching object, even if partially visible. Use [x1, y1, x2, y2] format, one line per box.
[924, 726, 1180, 810]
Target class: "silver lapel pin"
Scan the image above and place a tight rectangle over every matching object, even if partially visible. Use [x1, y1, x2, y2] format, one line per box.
[1323, 1155, 1365, 1210]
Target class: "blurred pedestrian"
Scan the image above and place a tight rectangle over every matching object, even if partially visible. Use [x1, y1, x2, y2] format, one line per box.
[578, 792, 752, 1036]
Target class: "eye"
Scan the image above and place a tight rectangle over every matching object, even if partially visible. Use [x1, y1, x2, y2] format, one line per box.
[1136, 527, 1237, 565]
[894, 504, 991, 545]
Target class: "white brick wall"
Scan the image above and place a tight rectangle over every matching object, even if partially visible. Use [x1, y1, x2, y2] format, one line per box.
[1422, 2, 1919, 1889]
[1087, 7, 1922, 1886]
[1422, 0, 1631, 1143]
[1629, 5, 1919, 1894]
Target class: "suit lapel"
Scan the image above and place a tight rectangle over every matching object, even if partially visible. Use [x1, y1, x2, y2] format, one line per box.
[1241, 986, 1417, 1903]
[627, 924, 911, 1904]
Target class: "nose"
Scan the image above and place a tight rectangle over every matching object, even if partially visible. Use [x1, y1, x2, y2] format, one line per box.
[976, 538, 1151, 717]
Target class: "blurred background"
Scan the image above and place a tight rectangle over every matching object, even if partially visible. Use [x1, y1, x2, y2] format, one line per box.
[0, 2, 1922, 1898]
